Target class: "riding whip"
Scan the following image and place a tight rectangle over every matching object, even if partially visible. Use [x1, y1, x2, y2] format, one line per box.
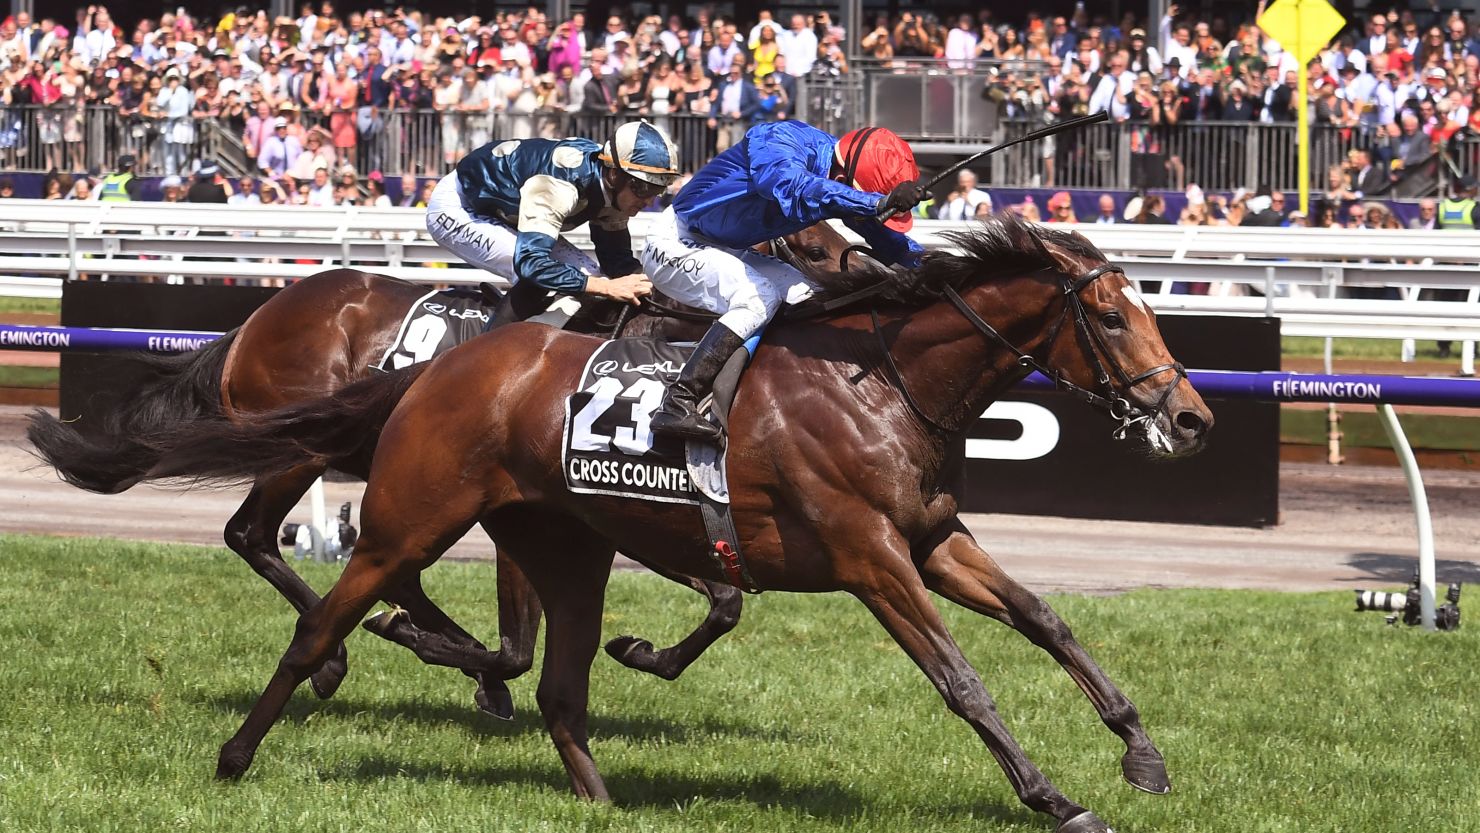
[609, 302, 636, 339]
[923, 111, 1109, 191]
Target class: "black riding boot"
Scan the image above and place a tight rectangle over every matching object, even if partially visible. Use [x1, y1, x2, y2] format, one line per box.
[650, 324, 746, 443]
[485, 279, 553, 331]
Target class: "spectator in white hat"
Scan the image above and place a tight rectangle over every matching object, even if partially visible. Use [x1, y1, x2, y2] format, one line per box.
[258, 116, 303, 177]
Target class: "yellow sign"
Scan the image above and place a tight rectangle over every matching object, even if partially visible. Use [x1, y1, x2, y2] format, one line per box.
[1258, 0, 1347, 64]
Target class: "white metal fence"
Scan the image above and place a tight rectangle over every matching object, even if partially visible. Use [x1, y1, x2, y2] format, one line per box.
[1, 200, 1477, 359]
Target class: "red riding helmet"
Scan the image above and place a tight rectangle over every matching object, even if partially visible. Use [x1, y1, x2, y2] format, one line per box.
[835, 127, 920, 232]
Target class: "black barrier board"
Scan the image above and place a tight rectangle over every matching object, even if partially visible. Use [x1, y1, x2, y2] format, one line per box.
[60, 281, 279, 423]
[959, 316, 1280, 527]
[59, 282, 1279, 527]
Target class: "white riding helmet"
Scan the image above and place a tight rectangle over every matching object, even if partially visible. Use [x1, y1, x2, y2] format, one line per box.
[598, 120, 681, 187]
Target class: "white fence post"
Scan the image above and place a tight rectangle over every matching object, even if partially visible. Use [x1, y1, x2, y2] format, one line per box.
[1374, 405, 1436, 631]
[309, 477, 329, 563]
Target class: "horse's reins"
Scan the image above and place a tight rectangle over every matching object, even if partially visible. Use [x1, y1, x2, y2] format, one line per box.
[870, 263, 1186, 441]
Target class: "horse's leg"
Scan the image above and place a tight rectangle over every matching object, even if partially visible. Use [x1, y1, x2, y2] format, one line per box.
[918, 520, 1170, 794]
[604, 568, 742, 681]
[854, 549, 1109, 833]
[361, 549, 541, 720]
[216, 494, 481, 780]
[492, 522, 615, 800]
[491, 540, 544, 681]
[223, 464, 349, 699]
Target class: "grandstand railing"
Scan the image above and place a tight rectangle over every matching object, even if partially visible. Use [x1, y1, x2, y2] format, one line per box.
[0, 106, 725, 179]
[9, 98, 1475, 194]
[983, 120, 1469, 194]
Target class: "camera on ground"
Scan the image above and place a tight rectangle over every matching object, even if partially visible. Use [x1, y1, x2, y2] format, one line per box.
[281, 501, 358, 562]
[1354, 571, 1461, 630]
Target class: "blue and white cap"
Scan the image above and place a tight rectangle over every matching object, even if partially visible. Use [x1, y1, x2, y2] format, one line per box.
[598, 120, 680, 187]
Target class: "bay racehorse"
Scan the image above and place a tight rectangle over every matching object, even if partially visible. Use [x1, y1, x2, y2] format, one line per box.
[26, 222, 854, 715]
[115, 215, 1211, 832]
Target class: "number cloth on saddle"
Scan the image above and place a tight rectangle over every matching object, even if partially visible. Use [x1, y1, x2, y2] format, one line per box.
[564, 337, 713, 504]
[375, 289, 495, 370]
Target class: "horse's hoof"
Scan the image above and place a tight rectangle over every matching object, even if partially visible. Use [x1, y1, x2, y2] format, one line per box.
[361, 608, 409, 639]
[1056, 811, 1113, 833]
[215, 743, 254, 781]
[605, 635, 655, 666]
[309, 645, 348, 700]
[1121, 749, 1172, 795]
[474, 674, 515, 721]
[605, 635, 679, 679]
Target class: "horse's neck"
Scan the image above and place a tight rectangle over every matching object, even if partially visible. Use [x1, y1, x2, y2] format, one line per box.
[885, 282, 1055, 436]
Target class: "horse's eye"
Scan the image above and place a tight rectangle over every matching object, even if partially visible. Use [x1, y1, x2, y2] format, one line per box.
[1101, 312, 1126, 331]
[807, 247, 827, 261]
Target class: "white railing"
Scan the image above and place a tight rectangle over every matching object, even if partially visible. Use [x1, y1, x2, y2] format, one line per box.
[3, 200, 1478, 351]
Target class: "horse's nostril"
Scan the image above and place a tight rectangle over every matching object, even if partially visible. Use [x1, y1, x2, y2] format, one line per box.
[1175, 410, 1207, 437]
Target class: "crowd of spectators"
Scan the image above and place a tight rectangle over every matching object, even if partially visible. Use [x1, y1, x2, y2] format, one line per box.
[0, 3, 1477, 205]
[0, 2, 850, 193]
[927, 164, 1465, 231]
[976, 2, 1480, 195]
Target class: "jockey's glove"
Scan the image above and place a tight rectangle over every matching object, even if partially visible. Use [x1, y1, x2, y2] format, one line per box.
[879, 181, 930, 218]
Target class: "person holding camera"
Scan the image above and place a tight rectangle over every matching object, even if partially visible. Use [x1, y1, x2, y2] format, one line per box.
[861, 18, 894, 66]
[756, 73, 790, 121]
[426, 121, 680, 329]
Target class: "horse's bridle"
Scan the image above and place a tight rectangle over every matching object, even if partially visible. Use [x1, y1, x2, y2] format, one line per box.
[872, 262, 1187, 441]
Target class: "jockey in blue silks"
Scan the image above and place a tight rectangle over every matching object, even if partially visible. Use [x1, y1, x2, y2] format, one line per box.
[642, 120, 928, 442]
[427, 120, 680, 326]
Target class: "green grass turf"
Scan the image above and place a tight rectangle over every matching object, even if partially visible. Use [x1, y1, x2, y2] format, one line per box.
[0, 533, 1475, 832]
[1282, 408, 1480, 451]
[0, 296, 60, 316]
[0, 365, 59, 388]
[1281, 336, 1459, 361]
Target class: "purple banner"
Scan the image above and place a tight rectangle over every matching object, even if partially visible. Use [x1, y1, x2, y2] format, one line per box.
[7, 324, 1480, 408]
[0, 324, 220, 354]
[1017, 369, 1480, 407]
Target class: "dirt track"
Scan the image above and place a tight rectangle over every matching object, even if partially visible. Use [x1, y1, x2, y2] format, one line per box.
[4, 405, 1479, 594]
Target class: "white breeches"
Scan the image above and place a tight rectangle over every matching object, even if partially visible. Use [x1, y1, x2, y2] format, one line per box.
[640, 206, 814, 339]
[424, 172, 598, 284]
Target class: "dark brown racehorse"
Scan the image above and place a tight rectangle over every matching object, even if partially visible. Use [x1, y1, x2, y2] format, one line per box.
[27, 223, 854, 715]
[114, 215, 1211, 833]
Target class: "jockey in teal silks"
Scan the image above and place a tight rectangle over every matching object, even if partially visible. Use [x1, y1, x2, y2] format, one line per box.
[427, 120, 680, 326]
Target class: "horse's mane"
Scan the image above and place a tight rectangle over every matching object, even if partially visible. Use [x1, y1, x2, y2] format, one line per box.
[800, 212, 1107, 314]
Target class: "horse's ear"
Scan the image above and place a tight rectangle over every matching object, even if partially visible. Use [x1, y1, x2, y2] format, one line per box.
[1066, 229, 1098, 256]
[1050, 229, 1107, 275]
[1004, 212, 1051, 259]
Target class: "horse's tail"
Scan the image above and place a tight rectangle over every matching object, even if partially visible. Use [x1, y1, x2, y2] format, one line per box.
[27, 329, 240, 494]
[119, 363, 427, 489]
[30, 334, 429, 493]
